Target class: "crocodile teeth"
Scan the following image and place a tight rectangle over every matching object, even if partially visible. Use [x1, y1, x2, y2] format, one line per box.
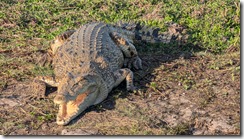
[56, 103, 67, 125]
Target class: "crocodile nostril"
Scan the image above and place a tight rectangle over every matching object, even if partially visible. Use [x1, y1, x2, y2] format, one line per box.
[54, 95, 66, 104]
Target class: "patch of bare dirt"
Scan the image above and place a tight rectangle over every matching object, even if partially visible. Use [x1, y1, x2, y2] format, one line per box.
[0, 48, 240, 135]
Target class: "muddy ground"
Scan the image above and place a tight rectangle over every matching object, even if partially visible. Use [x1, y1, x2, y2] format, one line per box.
[0, 45, 240, 135]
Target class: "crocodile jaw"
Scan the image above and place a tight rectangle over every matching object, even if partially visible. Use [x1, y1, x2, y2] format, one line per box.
[56, 92, 90, 126]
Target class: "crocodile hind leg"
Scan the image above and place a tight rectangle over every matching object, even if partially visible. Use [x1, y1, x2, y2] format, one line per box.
[123, 56, 142, 70]
[32, 76, 60, 99]
[50, 30, 76, 55]
[110, 32, 137, 57]
[110, 32, 142, 70]
[112, 68, 134, 91]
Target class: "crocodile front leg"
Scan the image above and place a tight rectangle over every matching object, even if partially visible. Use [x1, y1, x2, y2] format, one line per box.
[112, 68, 134, 91]
[32, 76, 60, 99]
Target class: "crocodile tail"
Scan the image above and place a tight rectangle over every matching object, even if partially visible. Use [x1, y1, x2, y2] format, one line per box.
[115, 21, 189, 45]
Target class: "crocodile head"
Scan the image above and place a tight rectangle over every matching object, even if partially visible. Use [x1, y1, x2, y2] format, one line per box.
[53, 72, 100, 125]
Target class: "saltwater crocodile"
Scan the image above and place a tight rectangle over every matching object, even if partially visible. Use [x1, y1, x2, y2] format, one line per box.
[34, 21, 188, 125]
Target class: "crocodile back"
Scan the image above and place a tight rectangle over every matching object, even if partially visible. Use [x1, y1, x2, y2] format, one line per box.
[53, 22, 124, 87]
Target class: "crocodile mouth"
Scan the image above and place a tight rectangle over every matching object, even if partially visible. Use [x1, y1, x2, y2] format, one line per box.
[56, 92, 88, 125]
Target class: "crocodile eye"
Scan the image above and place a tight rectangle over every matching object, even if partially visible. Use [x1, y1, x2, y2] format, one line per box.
[71, 80, 87, 94]
[72, 83, 80, 93]
[70, 83, 79, 96]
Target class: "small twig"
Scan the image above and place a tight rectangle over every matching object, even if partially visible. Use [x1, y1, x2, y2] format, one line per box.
[135, 71, 151, 82]
[0, 50, 12, 53]
[20, 107, 27, 114]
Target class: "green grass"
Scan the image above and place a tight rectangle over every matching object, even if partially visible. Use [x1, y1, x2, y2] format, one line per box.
[0, 0, 240, 52]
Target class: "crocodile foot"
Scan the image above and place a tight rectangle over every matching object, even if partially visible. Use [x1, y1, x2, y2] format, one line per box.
[124, 56, 142, 70]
